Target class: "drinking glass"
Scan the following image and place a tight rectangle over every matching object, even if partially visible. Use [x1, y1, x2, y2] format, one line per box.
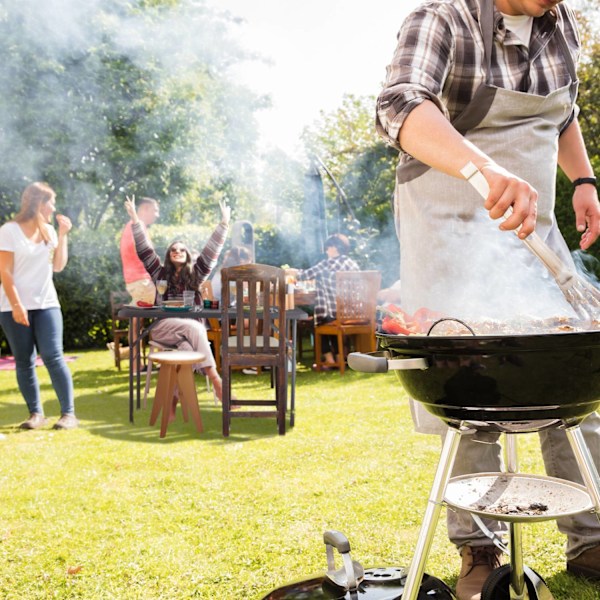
[156, 279, 167, 305]
[183, 290, 195, 307]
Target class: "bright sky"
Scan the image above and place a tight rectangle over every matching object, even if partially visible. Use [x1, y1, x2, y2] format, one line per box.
[209, 0, 422, 157]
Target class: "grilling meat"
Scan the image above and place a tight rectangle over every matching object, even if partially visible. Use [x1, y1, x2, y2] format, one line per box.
[378, 304, 600, 336]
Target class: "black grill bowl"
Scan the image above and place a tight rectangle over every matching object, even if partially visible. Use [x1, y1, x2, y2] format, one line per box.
[375, 330, 600, 424]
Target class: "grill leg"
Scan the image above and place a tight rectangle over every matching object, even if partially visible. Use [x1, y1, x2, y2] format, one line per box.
[504, 435, 527, 599]
[402, 425, 462, 600]
[566, 423, 600, 516]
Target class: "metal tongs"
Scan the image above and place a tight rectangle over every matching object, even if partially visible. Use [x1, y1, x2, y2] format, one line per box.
[461, 161, 600, 321]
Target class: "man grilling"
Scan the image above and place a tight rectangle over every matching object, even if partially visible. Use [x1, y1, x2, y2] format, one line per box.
[377, 0, 600, 598]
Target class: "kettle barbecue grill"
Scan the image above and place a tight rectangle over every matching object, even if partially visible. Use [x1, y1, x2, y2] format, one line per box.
[262, 530, 457, 599]
[345, 324, 600, 599]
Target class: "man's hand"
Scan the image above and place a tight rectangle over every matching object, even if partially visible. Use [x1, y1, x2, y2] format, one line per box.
[573, 185, 600, 250]
[480, 163, 539, 239]
[219, 198, 231, 225]
[125, 195, 139, 224]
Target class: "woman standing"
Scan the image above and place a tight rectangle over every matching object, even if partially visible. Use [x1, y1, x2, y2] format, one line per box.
[0, 182, 77, 430]
[125, 197, 229, 402]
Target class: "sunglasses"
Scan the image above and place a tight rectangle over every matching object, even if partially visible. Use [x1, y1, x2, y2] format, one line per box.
[170, 247, 187, 254]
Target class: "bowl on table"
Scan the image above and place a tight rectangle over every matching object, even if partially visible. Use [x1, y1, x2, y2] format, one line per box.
[162, 300, 190, 312]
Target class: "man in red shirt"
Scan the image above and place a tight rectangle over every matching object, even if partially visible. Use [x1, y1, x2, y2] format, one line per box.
[120, 196, 160, 304]
[119, 196, 160, 372]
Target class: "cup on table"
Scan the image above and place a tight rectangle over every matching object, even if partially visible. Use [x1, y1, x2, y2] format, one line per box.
[156, 279, 167, 306]
[183, 290, 195, 307]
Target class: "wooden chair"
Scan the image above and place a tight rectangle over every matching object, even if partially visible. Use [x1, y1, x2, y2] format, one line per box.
[109, 291, 131, 371]
[221, 264, 287, 436]
[314, 270, 382, 375]
[294, 288, 316, 360]
[148, 351, 205, 438]
[199, 280, 222, 373]
[296, 317, 315, 360]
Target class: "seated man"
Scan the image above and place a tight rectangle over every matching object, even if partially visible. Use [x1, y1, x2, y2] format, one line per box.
[290, 234, 359, 369]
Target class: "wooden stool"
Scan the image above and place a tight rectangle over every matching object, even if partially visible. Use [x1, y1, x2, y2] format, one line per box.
[148, 351, 205, 438]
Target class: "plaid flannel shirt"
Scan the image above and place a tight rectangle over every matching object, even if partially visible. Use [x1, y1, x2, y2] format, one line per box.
[297, 255, 360, 324]
[376, 0, 580, 157]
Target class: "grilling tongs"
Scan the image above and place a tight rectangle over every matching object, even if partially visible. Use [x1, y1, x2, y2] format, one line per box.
[461, 161, 600, 321]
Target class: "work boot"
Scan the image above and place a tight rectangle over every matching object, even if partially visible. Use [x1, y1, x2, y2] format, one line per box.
[567, 545, 600, 579]
[456, 545, 502, 600]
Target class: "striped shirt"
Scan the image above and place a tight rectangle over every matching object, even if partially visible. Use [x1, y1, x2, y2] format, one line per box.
[297, 255, 359, 324]
[132, 221, 228, 302]
[376, 0, 580, 157]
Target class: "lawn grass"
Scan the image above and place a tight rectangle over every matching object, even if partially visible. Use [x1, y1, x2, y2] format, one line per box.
[0, 349, 599, 599]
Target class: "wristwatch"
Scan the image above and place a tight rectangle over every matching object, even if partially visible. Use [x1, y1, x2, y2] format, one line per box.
[573, 176, 597, 188]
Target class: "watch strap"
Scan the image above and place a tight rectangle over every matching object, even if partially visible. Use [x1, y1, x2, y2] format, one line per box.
[573, 176, 597, 188]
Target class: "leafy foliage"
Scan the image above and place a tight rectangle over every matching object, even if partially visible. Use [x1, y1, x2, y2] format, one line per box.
[303, 95, 400, 285]
[556, 19, 600, 269]
[54, 227, 124, 349]
[0, 0, 264, 229]
[0, 0, 274, 350]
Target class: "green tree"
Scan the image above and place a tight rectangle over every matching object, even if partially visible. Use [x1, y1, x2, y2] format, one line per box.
[303, 94, 400, 285]
[0, 0, 271, 350]
[555, 6, 600, 275]
[0, 0, 266, 229]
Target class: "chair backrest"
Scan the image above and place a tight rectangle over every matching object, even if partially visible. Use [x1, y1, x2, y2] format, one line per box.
[335, 270, 382, 325]
[110, 291, 131, 328]
[221, 264, 286, 359]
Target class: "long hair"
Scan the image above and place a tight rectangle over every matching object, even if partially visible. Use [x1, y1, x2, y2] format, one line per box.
[163, 241, 202, 289]
[14, 182, 56, 244]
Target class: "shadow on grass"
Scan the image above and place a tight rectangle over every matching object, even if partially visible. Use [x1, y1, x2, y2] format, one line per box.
[76, 366, 294, 445]
[0, 354, 377, 443]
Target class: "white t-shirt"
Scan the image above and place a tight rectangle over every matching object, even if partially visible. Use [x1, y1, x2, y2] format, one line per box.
[502, 13, 534, 47]
[0, 221, 60, 312]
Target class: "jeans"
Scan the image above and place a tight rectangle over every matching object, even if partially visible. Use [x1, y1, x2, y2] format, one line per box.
[0, 307, 75, 416]
[151, 317, 215, 371]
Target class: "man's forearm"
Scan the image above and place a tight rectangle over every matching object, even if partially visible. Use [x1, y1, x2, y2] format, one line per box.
[557, 118, 595, 181]
[398, 100, 493, 179]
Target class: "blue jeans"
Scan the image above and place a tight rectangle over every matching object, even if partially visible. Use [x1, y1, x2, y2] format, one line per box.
[0, 307, 75, 416]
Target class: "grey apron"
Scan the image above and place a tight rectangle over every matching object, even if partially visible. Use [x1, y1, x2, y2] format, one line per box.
[396, 1, 579, 433]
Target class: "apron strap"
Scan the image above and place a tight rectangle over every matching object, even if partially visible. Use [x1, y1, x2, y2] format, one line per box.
[480, 0, 494, 80]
